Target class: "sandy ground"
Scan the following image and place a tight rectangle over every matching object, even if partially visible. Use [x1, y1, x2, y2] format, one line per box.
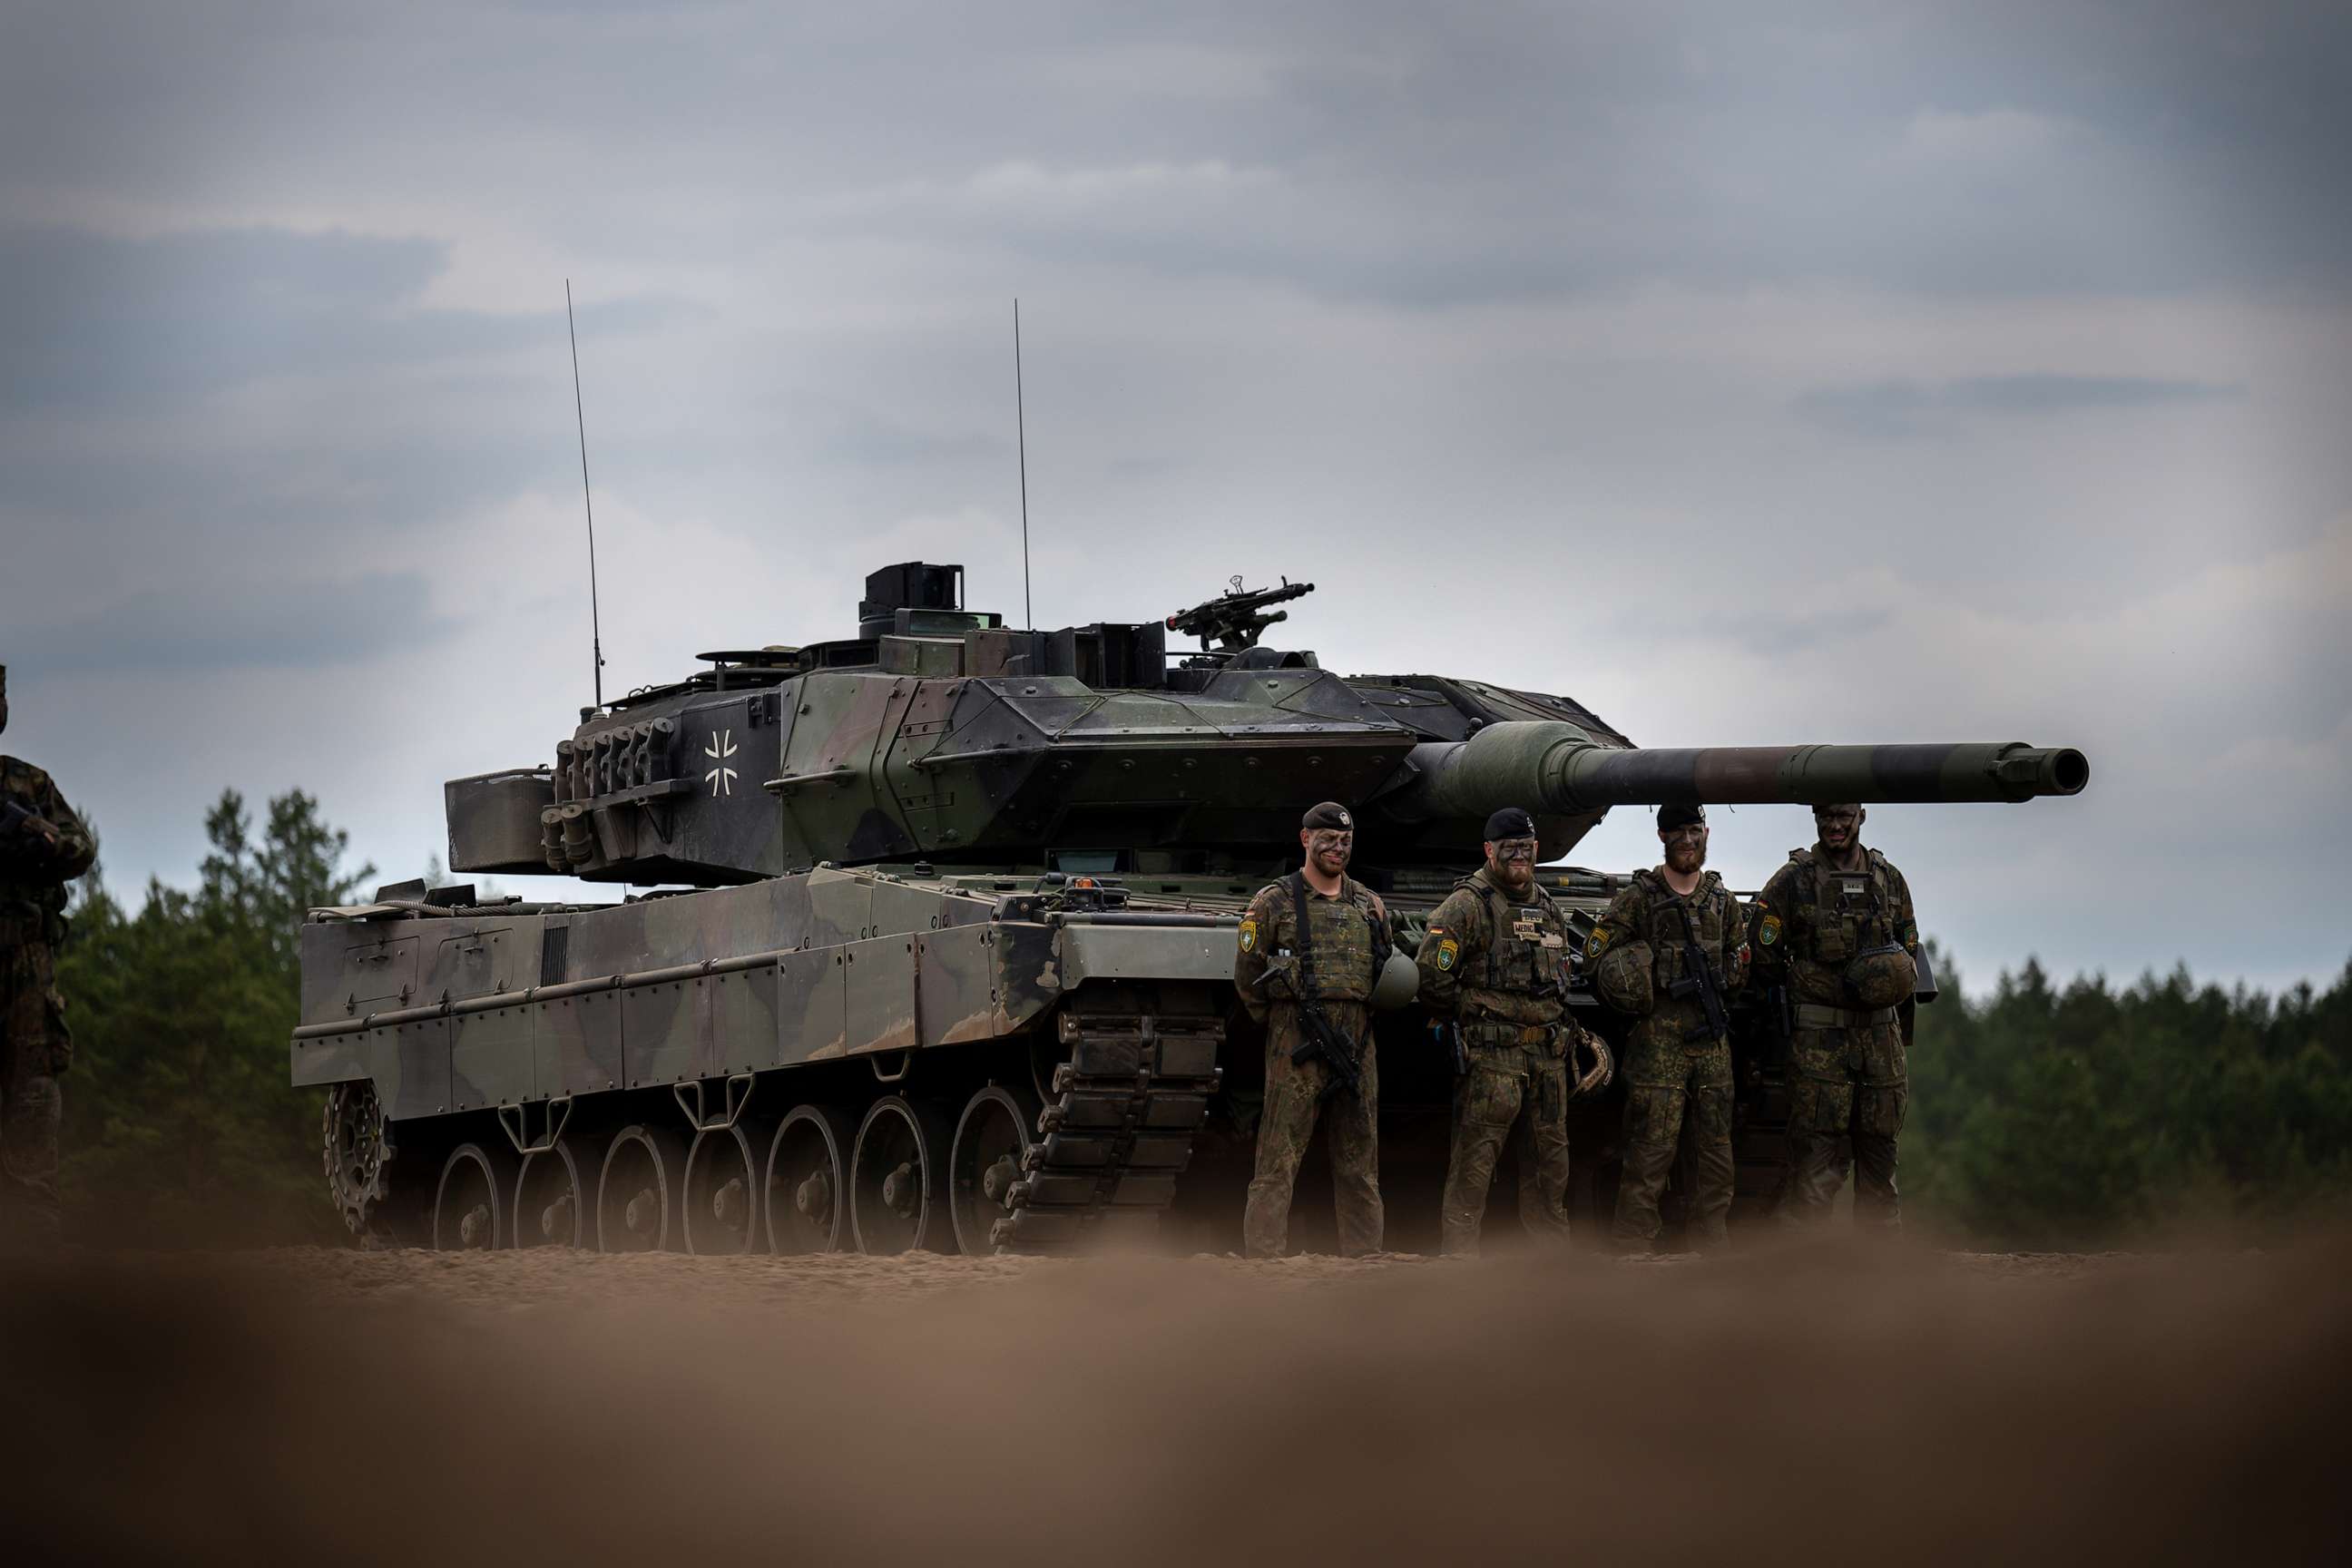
[128, 1237, 2149, 1308]
[7, 1236, 2346, 1565]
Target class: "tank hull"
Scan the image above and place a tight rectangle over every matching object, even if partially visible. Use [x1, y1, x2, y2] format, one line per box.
[296, 863, 1818, 1254]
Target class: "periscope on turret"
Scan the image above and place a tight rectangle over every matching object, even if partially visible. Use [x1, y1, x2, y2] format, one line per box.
[306, 562, 2086, 1257]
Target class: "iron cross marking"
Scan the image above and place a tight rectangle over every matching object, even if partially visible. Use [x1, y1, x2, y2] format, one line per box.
[703, 730, 739, 797]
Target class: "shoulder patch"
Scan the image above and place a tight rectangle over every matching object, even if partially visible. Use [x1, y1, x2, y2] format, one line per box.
[1757, 911, 1782, 946]
[1586, 926, 1613, 959]
[1238, 918, 1258, 954]
[1433, 936, 1460, 972]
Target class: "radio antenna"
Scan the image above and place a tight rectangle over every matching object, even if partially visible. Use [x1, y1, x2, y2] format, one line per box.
[566, 279, 606, 710]
[1014, 298, 1033, 630]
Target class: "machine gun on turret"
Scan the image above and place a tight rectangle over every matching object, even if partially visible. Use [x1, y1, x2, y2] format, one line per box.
[1166, 575, 1316, 659]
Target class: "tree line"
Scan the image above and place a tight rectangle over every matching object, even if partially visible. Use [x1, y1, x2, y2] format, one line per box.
[50, 789, 2352, 1247]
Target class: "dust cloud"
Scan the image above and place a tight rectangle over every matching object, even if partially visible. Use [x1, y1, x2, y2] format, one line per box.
[5, 1236, 2345, 1565]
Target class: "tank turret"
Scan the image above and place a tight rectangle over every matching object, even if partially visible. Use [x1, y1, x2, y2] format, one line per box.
[443, 564, 2084, 884]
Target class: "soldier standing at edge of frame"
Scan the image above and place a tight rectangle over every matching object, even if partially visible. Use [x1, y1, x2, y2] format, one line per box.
[1232, 801, 1392, 1259]
[1750, 802, 1921, 1228]
[1, 664, 97, 1243]
[1587, 802, 1749, 1253]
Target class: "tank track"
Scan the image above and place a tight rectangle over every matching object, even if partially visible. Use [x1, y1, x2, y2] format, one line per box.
[995, 1009, 1224, 1251]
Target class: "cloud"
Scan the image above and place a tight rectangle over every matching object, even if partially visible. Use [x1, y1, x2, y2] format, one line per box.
[0, 224, 691, 415]
[10, 573, 459, 676]
[1795, 374, 2241, 436]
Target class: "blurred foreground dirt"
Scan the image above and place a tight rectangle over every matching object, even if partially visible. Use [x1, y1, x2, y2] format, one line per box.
[5, 1236, 2346, 1564]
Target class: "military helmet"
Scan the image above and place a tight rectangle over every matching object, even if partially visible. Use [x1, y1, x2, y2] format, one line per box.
[1370, 950, 1421, 1011]
[1845, 943, 1918, 1009]
[1594, 939, 1656, 1015]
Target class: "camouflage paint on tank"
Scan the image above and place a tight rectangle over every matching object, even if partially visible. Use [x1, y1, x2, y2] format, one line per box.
[292, 866, 1069, 1102]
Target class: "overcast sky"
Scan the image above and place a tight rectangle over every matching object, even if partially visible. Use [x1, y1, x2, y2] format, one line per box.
[3, 1, 2346, 996]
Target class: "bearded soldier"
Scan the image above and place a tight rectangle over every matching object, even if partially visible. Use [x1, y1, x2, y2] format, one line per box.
[1, 665, 96, 1239]
[1232, 801, 1393, 1258]
[1751, 802, 1920, 1226]
[1416, 807, 1612, 1255]
[1587, 802, 1749, 1251]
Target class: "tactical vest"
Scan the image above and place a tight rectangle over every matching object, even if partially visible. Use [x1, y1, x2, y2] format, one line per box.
[1781, 848, 1903, 1005]
[1455, 873, 1573, 1028]
[1273, 874, 1387, 1004]
[1628, 869, 1739, 1024]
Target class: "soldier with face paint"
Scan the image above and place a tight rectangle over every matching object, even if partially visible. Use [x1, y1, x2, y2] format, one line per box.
[1416, 807, 1612, 1255]
[1752, 803, 1920, 1227]
[1231, 801, 1393, 1258]
[1586, 802, 1750, 1251]
[0, 665, 96, 1240]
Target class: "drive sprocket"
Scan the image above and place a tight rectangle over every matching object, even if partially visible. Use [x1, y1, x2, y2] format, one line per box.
[322, 1081, 398, 1241]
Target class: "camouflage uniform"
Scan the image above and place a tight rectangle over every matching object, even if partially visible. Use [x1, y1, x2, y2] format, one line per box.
[1418, 865, 1577, 1255]
[1588, 869, 1749, 1249]
[2, 749, 95, 1229]
[1753, 845, 1919, 1225]
[1232, 872, 1391, 1258]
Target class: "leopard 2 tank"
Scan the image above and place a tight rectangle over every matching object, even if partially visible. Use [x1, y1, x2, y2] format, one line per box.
[296, 563, 2087, 1254]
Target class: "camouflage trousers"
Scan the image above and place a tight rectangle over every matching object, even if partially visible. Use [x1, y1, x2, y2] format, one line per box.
[1611, 1038, 1733, 1250]
[1243, 1008, 1382, 1259]
[1, 932, 68, 1229]
[1439, 1042, 1571, 1256]
[1783, 1023, 1907, 1227]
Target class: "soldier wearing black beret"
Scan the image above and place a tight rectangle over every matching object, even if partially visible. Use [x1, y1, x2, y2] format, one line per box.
[1416, 805, 1612, 1254]
[1231, 802, 1393, 1257]
[1583, 800, 1750, 1250]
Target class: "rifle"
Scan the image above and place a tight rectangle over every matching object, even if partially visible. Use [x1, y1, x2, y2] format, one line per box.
[1255, 953, 1365, 1099]
[1283, 874, 1366, 1101]
[1668, 901, 1733, 1045]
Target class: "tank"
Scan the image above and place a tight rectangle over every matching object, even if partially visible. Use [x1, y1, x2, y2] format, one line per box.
[297, 564, 2086, 1254]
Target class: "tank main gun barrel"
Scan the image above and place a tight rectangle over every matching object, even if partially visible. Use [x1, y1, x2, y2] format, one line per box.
[1379, 722, 2088, 824]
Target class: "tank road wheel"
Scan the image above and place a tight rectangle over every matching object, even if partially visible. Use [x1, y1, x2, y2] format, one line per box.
[597, 1124, 688, 1253]
[850, 1096, 957, 1256]
[949, 1085, 1042, 1256]
[765, 1104, 853, 1255]
[434, 1142, 518, 1251]
[514, 1139, 591, 1248]
[682, 1124, 763, 1256]
[323, 1081, 416, 1244]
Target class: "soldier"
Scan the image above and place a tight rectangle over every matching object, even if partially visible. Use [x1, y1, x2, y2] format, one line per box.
[1, 664, 96, 1240]
[1417, 806, 1612, 1256]
[1588, 802, 1749, 1251]
[1233, 800, 1392, 1259]
[1751, 802, 1920, 1227]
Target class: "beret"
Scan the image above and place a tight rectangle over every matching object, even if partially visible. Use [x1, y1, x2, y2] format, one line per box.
[1483, 807, 1536, 840]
